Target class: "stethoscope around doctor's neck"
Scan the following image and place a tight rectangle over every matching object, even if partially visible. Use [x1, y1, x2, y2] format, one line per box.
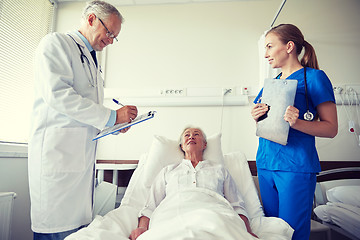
[276, 67, 314, 121]
[68, 35, 99, 87]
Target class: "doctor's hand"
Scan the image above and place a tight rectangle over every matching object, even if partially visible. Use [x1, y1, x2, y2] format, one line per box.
[251, 103, 268, 122]
[116, 105, 138, 132]
[284, 105, 299, 127]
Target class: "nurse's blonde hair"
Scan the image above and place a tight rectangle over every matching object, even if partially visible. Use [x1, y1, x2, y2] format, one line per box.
[266, 24, 319, 69]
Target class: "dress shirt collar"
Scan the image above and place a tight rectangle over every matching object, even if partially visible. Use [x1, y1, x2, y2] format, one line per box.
[182, 159, 208, 170]
[75, 31, 93, 52]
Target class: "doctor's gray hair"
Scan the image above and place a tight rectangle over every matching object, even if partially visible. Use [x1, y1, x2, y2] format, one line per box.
[82, 1, 123, 22]
[179, 126, 207, 153]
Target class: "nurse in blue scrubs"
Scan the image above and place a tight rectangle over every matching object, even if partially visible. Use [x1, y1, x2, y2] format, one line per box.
[251, 24, 338, 240]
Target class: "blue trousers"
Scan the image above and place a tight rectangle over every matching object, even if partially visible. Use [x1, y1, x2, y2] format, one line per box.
[257, 169, 316, 240]
[33, 226, 83, 240]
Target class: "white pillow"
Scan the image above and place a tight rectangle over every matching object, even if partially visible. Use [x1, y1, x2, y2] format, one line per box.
[142, 133, 224, 187]
[326, 186, 360, 208]
[224, 152, 264, 219]
[313, 205, 332, 223]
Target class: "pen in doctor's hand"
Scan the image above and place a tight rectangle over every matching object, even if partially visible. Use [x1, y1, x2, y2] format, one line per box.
[114, 101, 138, 125]
[113, 98, 124, 106]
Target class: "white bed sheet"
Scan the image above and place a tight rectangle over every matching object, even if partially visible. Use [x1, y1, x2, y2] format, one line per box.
[66, 136, 293, 240]
[314, 202, 360, 238]
[138, 188, 291, 240]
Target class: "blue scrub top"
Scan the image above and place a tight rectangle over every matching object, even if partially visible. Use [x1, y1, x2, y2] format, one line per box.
[254, 67, 335, 173]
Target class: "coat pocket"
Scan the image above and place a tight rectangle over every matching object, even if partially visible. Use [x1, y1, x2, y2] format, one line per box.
[42, 127, 87, 174]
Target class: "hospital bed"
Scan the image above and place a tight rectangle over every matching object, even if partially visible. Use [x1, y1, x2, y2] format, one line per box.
[66, 134, 294, 240]
[313, 167, 360, 240]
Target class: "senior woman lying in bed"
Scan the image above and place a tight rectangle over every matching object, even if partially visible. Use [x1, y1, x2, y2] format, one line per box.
[130, 127, 258, 240]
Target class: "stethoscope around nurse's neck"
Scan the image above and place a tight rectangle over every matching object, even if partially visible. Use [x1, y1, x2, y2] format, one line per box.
[276, 67, 314, 121]
[68, 34, 98, 87]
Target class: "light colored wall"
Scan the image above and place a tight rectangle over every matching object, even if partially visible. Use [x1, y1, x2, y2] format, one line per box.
[56, 0, 360, 161]
[0, 155, 32, 240]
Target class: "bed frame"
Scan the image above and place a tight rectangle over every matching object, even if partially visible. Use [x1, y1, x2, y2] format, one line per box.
[313, 167, 360, 240]
[99, 160, 360, 185]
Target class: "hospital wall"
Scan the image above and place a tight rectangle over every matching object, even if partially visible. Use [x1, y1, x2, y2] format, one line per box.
[55, 0, 360, 161]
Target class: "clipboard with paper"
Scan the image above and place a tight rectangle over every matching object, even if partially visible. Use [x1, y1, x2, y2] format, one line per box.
[256, 78, 297, 145]
[93, 111, 156, 141]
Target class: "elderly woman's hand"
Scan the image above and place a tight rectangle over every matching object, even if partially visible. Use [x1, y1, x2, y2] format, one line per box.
[129, 227, 147, 240]
[130, 216, 150, 240]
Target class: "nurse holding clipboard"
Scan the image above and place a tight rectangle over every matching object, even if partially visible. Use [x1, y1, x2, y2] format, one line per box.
[251, 24, 338, 240]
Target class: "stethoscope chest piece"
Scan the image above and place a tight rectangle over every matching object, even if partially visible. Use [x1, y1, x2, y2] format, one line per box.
[304, 111, 314, 121]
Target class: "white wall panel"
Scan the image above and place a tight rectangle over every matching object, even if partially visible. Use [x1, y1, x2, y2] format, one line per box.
[56, 0, 360, 161]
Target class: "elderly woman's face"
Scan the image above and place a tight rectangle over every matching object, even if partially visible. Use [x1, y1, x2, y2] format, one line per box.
[180, 128, 207, 153]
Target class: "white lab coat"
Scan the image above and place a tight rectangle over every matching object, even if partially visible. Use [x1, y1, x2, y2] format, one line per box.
[28, 32, 111, 233]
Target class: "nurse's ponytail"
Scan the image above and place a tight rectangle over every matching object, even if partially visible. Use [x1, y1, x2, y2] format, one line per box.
[266, 24, 319, 70]
[301, 40, 319, 70]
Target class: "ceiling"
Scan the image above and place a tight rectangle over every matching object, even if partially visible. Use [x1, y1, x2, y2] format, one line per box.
[55, 0, 257, 6]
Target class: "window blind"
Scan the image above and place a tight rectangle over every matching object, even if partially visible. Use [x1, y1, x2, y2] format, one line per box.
[0, 0, 54, 143]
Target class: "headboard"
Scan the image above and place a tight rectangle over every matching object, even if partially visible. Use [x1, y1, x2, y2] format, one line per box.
[314, 167, 360, 206]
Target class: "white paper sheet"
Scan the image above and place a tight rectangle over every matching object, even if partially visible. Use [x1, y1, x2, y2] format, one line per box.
[93, 111, 156, 141]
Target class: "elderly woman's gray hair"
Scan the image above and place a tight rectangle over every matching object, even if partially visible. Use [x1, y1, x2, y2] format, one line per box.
[178, 126, 207, 152]
[82, 0, 123, 22]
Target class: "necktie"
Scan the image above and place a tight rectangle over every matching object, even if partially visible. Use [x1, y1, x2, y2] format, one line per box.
[90, 50, 97, 67]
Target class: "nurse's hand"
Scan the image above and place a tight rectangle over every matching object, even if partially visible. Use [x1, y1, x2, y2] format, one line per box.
[115, 105, 138, 125]
[251, 103, 268, 122]
[284, 105, 299, 127]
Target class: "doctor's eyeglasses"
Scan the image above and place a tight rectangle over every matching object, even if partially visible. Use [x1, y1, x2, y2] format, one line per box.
[95, 15, 118, 42]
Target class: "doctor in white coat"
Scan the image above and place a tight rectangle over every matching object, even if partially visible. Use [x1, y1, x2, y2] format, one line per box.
[28, 1, 137, 240]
